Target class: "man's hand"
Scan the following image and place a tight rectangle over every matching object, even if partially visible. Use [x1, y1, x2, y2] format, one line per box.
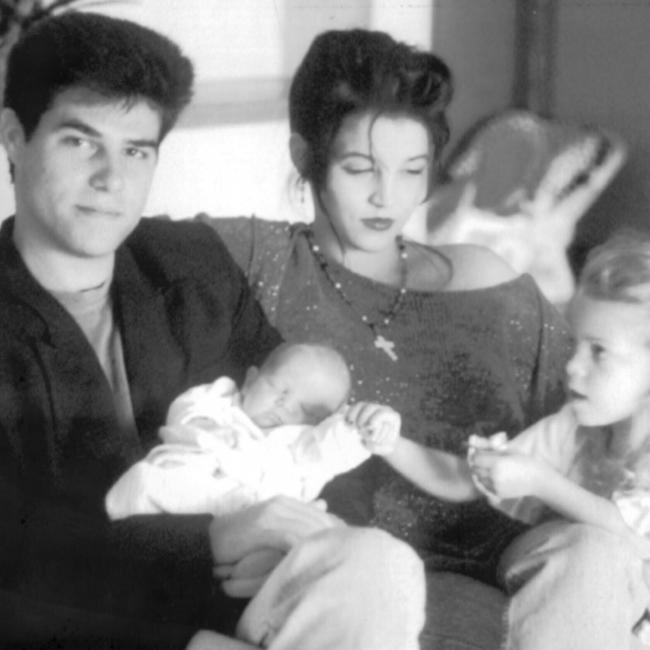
[345, 402, 401, 456]
[209, 496, 342, 565]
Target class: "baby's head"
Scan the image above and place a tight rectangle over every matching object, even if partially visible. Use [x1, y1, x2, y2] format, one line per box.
[240, 343, 351, 429]
[566, 230, 650, 427]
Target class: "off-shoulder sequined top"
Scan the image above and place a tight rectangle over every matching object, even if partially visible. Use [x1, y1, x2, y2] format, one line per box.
[202, 216, 572, 583]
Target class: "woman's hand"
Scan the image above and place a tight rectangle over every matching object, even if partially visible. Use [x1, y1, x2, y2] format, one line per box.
[213, 547, 286, 598]
[209, 496, 342, 565]
[345, 402, 401, 456]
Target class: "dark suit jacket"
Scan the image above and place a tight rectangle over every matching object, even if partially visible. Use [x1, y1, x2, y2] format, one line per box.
[0, 216, 281, 648]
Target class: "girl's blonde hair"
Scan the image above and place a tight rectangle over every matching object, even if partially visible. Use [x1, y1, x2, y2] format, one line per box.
[579, 229, 650, 304]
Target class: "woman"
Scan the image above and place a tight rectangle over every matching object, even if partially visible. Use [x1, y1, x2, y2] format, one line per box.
[204, 29, 642, 650]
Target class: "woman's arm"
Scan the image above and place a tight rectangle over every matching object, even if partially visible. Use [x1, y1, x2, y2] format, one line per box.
[383, 438, 480, 502]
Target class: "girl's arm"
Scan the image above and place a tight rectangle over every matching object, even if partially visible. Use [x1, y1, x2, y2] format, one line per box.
[473, 450, 650, 555]
[345, 402, 480, 502]
[531, 465, 648, 551]
[383, 438, 480, 502]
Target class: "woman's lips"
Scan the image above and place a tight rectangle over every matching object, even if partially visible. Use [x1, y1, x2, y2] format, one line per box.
[567, 388, 586, 401]
[362, 218, 394, 231]
[76, 205, 121, 217]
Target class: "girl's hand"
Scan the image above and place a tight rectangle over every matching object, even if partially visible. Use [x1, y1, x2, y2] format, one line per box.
[345, 402, 401, 456]
[469, 449, 544, 499]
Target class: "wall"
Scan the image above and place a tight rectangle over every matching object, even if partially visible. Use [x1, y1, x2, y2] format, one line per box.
[4, 0, 644, 260]
[430, 0, 516, 151]
[0, 1, 434, 228]
[553, 2, 650, 266]
[427, 0, 650, 268]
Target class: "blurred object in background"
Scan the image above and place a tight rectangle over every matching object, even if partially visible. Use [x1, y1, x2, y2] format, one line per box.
[427, 109, 626, 306]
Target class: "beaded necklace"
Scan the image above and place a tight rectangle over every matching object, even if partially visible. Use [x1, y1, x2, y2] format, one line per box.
[307, 231, 407, 362]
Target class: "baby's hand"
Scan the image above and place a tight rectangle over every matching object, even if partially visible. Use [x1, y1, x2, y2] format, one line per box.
[345, 402, 401, 456]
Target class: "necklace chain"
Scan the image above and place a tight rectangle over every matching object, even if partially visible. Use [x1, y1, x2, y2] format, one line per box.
[307, 231, 408, 361]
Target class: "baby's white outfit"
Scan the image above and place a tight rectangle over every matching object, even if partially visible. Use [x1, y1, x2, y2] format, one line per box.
[106, 377, 370, 519]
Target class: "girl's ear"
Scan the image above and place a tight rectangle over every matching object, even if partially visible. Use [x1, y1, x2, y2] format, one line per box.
[289, 132, 310, 177]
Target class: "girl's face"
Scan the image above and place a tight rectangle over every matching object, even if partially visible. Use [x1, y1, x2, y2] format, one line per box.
[314, 112, 431, 253]
[566, 293, 650, 427]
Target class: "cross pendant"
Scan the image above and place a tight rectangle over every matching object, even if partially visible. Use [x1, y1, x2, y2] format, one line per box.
[374, 335, 398, 361]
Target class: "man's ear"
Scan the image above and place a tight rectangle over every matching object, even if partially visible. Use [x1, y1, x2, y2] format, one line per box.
[289, 132, 310, 177]
[0, 108, 26, 162]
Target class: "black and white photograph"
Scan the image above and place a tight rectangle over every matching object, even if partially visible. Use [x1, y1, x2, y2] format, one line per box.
[1, 1, 650, 648]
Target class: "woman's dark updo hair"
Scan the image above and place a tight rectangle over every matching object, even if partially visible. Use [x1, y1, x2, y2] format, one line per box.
[289, 29, 453, 192]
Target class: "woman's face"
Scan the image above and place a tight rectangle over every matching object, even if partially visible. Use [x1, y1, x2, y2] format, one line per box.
[315, 112, 431, 252]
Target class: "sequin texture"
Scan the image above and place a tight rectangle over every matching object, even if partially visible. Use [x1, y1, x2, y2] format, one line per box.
[204, 215, 573, 582]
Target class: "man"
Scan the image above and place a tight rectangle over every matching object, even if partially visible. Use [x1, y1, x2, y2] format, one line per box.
[0, 12, 424, 650]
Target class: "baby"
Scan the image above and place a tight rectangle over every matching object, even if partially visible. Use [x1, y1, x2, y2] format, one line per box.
[106, 342, 400, 519]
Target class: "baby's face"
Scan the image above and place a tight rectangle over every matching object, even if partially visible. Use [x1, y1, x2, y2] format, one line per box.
[241, 362, 346, 429]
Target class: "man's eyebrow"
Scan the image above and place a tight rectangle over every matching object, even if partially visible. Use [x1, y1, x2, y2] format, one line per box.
[57, 119, 159, 150]
[57, 119, 100, 137]
[128, 138, 159, 151]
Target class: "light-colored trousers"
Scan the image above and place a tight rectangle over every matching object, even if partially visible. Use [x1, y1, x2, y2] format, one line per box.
[421, 520, 650, 650]
[193, 520, 647, 650]
[237, 526, 425, 649]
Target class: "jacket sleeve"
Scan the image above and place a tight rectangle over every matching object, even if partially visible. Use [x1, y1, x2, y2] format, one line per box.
[0, 420, 230, 648]
[0, 335, 240, 648]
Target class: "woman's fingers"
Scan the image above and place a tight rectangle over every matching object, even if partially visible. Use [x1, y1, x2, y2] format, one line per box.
[230, 548, 286, 580]
[210, 496, 339, 563]
[221, 574, 269, 598]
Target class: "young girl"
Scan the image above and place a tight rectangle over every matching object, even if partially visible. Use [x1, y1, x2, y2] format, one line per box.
[362, 230, 650, 641]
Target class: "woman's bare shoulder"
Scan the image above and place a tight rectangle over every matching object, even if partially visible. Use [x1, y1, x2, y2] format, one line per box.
[409, 241, 518, 291]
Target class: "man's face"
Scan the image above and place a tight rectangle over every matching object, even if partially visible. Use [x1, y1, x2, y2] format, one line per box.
[2, 86, 161, 263]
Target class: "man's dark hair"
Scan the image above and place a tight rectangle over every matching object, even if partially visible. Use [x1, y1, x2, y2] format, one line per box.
[4, 11, 194, 141]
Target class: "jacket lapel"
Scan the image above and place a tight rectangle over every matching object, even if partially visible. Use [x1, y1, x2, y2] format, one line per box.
[112, 244, 186, 451]
[0, 219, 134, 502]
